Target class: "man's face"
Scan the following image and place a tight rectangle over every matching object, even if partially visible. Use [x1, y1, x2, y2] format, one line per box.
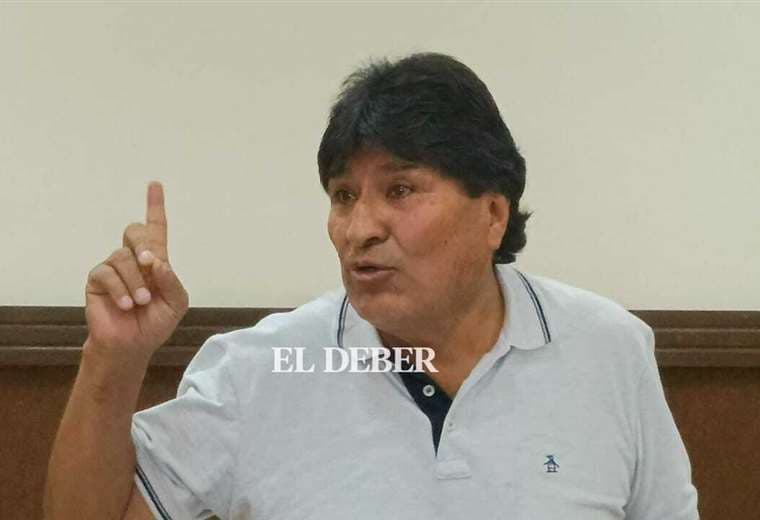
[327, 148, 508, 338]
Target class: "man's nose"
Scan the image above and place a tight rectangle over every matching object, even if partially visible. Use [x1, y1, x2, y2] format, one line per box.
[345, 197, 387, 248]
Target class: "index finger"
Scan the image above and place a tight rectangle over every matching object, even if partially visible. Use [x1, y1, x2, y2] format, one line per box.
[146, 181, 169, 261]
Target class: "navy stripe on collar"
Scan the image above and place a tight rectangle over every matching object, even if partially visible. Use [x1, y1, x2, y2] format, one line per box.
[514, 268, 552, 343]
[337, 293, 349, 348]
[336, 268, 552, 349]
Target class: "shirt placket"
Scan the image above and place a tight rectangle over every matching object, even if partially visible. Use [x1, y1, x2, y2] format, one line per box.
[392, 342, 514, 480]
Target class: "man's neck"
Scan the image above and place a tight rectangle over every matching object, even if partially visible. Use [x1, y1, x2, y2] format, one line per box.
[378, 266, 507, 395]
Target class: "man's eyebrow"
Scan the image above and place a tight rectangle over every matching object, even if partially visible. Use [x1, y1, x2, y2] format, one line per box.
[378, 159, 421, 173]
[329, 158, 423, 185]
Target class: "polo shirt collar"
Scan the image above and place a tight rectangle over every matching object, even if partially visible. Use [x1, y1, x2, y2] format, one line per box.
[496, 264, 552, 351]
[336, 264, 552, 356]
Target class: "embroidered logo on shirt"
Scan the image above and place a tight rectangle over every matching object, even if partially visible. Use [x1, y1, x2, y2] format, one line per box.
[544, 455, 560, 473]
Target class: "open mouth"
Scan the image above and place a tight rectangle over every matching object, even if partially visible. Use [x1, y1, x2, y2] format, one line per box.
[351, 265, 394, 281]
[357, 266, 383, 273]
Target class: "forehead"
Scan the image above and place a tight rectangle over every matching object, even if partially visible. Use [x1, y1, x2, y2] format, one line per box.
[338, 149, 437, 179]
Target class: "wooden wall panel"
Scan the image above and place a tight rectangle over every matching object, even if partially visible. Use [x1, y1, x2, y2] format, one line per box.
[661, 367, 760, 519]
[0, 365, 184, 520]
[1, 307, 758, 519]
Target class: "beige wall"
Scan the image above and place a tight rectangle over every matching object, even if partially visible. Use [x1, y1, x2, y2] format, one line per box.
[1, 2, 758, 309]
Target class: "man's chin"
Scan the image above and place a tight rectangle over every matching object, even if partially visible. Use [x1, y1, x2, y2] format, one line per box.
[349, 293, 399, 327]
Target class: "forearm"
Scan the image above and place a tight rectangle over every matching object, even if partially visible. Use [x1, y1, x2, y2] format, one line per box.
[44, 338, 150, 519]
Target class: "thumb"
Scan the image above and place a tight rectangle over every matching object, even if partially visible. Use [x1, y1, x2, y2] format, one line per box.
[151, 258, 189, 318]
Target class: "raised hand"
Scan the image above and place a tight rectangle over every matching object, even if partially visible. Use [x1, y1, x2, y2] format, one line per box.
[84, 181, 189, 365]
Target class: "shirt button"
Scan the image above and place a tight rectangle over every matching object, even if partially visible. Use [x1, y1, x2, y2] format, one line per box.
[422, 384, 435, 397]
[447, 420, 455, 431]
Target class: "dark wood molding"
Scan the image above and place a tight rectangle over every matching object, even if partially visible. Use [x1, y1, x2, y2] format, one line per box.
[0, 307, 288, 367]
[632, 310, 760, 367]
[1, 306, 759, 367]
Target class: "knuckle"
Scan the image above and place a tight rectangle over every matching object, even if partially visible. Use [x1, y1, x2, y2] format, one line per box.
[89, 263, 112, 281]
[123, 222, 146, 248]
[89, 264, 123, 291]
[87, 263, 105, 283]
[110, 247, 134, 264]
[104, 249, 145, 290]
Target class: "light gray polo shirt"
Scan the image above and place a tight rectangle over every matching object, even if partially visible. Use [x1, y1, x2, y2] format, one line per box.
[131, 263, 699, 519]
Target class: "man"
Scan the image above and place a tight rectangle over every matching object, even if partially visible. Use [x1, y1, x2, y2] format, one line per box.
[45, 52, 699, 519]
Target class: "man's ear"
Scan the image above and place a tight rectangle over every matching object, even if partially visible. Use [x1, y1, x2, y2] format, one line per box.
[487, 194, 510, 251]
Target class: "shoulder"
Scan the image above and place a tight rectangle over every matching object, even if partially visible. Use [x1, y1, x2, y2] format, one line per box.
[512, 267, 654, 366]
[176, 286, 347, 396]
[211, 286, 346, 355]
[187, 286, 346, 374]
[521, 270, 648, 331]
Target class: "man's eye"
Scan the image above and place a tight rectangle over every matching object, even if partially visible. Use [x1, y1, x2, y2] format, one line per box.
[332, 189, 354, 204]
[389, 185, 412, 198]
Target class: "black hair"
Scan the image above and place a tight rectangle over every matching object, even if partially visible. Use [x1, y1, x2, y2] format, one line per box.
[317, 52, 531, 264]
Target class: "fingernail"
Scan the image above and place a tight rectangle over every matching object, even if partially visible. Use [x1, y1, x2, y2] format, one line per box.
[119, 295, 134, 310]
[139, 250, 154, 265]
[135, 287, 151, 305]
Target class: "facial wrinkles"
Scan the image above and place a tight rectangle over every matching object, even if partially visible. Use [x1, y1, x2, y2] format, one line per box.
[429, 198, 490, 314]
[328, 151, 497, 339]
[332, 167, 415, 257]
[388, 199, 468, 328]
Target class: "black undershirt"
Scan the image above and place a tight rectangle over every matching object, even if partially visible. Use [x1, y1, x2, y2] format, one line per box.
[393, 351, 453, 454]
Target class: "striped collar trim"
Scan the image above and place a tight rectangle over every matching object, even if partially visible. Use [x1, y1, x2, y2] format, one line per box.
[498, 264, 552, 350]
[336, 264, 552, 353]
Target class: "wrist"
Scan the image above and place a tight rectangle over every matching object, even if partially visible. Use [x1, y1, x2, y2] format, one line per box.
[80, 337, 151, 401]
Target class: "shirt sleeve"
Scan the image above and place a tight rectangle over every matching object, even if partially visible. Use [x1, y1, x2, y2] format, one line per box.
[131, 334, 240, 520]
[624, 324, 700, 519]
